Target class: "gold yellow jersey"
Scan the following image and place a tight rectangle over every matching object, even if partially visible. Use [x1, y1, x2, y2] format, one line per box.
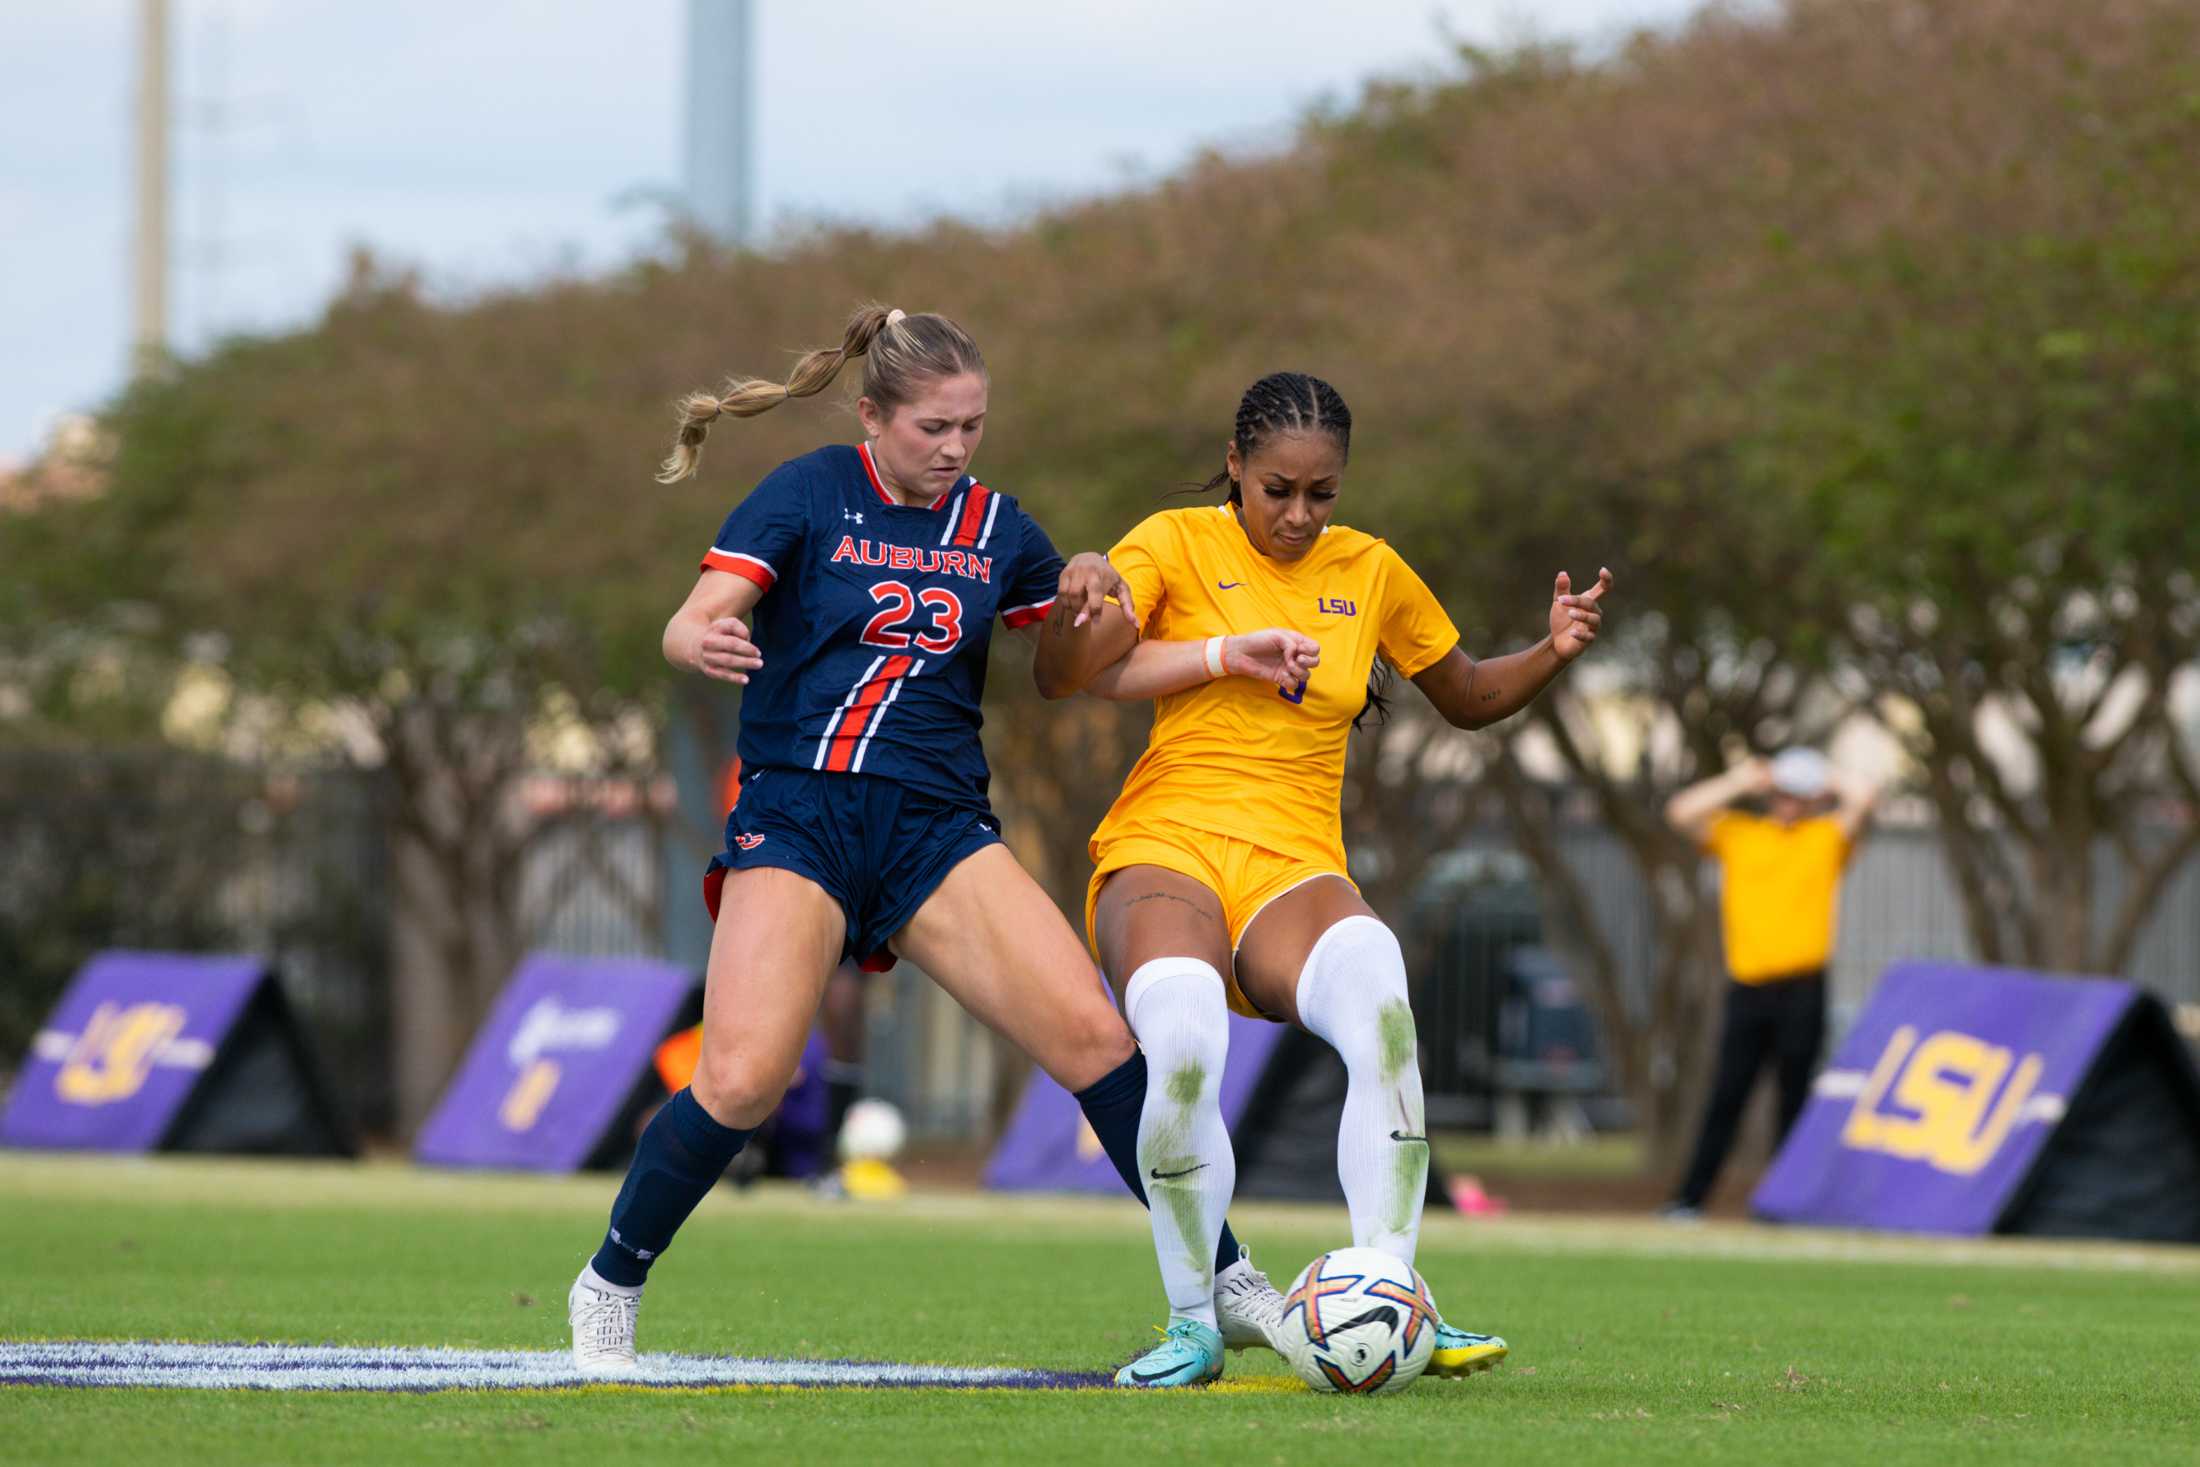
[1703, 812, 1853, 982]
[1091, 505, 1460, 868]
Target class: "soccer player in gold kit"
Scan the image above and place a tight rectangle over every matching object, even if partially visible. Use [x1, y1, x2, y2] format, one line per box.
[1037, 371, 1613, 1386]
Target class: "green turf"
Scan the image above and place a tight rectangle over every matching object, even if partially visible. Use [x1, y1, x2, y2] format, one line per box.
[2, 1155, 2195, 1466]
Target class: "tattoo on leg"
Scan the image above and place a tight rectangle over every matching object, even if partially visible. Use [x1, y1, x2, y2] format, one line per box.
[1125, 891, 1220, 923]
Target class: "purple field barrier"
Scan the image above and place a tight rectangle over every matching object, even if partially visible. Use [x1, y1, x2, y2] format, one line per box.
[1753, 960, 2141, 1235]
[413, 954, 696, 1173]
[0, 952, 266, 1152]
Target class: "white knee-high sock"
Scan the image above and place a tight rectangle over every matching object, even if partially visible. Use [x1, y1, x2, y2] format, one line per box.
[1124, 957, 1236, 1329]
[1295, 916, 1428, 1265]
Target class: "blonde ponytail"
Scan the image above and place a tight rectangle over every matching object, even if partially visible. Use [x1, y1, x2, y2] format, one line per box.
[659, 303, 988, 485]
[657, 302, 902, 483]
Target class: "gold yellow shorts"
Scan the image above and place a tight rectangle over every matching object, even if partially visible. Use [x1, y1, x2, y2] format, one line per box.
[1084, 817, 1353, 1020]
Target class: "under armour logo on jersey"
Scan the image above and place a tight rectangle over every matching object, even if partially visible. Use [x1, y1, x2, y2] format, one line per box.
[735, 833, 766, 850]
[842, 510, 865, 524]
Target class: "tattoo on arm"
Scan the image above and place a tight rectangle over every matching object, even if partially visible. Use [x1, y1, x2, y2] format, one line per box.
[1480, 689, 1501, 702]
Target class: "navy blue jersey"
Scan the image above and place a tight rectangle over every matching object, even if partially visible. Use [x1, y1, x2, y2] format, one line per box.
[700, 443, 1063, 808]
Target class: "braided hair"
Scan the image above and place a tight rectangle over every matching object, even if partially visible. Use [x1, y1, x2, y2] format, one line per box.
[1204, 371, 1392, 727]
[1198, 370, 1353, 503]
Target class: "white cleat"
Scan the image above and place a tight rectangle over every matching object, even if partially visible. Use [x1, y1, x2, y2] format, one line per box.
[1213, 1250, 1287, 1353]
[568, 1270, 642, 1376]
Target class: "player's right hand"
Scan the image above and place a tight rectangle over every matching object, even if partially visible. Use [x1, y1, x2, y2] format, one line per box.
[697, 616, 763, 684]
[1223, 629, 1321, 688]
[1057, 552, 1137, 629]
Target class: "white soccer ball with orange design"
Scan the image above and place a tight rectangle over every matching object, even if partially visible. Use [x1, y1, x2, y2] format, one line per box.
[1275, 1247, 1438, 1395]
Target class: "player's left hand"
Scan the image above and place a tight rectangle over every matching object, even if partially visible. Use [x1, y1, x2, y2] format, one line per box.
[1057, 552, 1137, 629]
[1550, 566, 1613, 662]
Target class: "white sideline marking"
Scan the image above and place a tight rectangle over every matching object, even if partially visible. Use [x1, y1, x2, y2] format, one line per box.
[0, 1341, 1107, 1392]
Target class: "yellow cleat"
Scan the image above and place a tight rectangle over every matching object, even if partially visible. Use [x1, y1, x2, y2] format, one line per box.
[1427, 1324, 1508, 1378]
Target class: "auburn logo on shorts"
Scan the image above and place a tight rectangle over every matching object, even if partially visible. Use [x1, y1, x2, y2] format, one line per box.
[735, 833, 767, 850]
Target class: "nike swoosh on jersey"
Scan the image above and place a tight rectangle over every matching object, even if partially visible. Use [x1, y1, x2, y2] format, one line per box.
[1388, 1130, 1428, 1144]
[1216, 581, 1246, 590]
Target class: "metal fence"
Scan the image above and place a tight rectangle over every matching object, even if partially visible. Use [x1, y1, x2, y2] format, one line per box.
[0, 751, 1009, 1142]
[4, 751, 2195, 1144]
[1410, 816, 2200, 1127]
[0, 750, 392, 1128]
[1436, 817, 2199, 1024]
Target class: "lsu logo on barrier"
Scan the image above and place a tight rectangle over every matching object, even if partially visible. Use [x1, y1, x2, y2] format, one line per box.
[50, 1001, 194, 1106]
[497, 998, 623, 1134]
[1838, 1025, 2061, 1176]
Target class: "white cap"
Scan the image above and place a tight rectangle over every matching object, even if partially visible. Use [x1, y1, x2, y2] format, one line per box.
[1769, 747, 1832, 800]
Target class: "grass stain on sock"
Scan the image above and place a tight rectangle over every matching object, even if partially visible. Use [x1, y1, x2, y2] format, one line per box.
[1148, 1061, 1214, 1283]
[1378, 1002, 1416, 1083]
[1389, 1133, 1429, 1235]
[1154, 1169, 1211, 1281]
[1166, 1060, 1206, 1107]
[1388, 1086, 1428, 1235]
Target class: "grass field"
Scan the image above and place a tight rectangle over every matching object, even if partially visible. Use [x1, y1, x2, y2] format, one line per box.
[3, 1154, 2196, 1466]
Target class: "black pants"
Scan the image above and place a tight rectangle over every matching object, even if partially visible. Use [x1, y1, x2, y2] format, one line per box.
[1673, 972, 1826, 1208]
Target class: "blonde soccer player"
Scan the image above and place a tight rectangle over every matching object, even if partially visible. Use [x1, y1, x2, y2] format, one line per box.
[1035, 370, 1614, 1386]
[566, 307, 1317, 1377]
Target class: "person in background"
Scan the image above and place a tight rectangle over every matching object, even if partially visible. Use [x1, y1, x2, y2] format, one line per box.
[1660, 748, 1879, 1219]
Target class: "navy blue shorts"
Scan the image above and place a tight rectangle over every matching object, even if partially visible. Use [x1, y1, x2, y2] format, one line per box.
[702, 767, 1002, 968]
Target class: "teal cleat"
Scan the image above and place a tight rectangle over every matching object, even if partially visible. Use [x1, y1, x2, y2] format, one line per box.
[1427, 1320, 1508, 1378]
[1114, 1319, 1226, 1388]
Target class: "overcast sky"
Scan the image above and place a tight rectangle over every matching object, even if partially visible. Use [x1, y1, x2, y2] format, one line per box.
[0, 0, 1702, 464]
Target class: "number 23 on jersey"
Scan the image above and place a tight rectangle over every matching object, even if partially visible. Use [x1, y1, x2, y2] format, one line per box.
[861, 580, 964, 654]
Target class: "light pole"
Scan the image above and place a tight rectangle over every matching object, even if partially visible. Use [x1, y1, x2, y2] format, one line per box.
[684, 0, 756, 246]
[133, 0, 171, 366]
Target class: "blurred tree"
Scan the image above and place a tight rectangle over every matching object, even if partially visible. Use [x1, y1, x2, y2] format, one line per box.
[1773, 244, 2200, 974]
[7, 0, 2195, 1155]
[1733, 0, 2200, 974]
[6, 259, 699, 1125]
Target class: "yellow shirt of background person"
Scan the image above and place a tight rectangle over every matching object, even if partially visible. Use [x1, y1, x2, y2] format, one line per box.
[1703, 811, 1852, 982]
[1089, 505, 1459, 869]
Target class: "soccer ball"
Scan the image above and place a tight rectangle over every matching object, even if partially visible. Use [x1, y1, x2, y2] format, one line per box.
[1275, 1248, 1439, 1395]
[837, 1098, 907, 1162]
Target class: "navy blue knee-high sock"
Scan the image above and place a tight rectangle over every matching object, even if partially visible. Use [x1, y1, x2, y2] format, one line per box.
[589, 1089, 752, 1288]
[1074, 1051, 1243, 1274]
